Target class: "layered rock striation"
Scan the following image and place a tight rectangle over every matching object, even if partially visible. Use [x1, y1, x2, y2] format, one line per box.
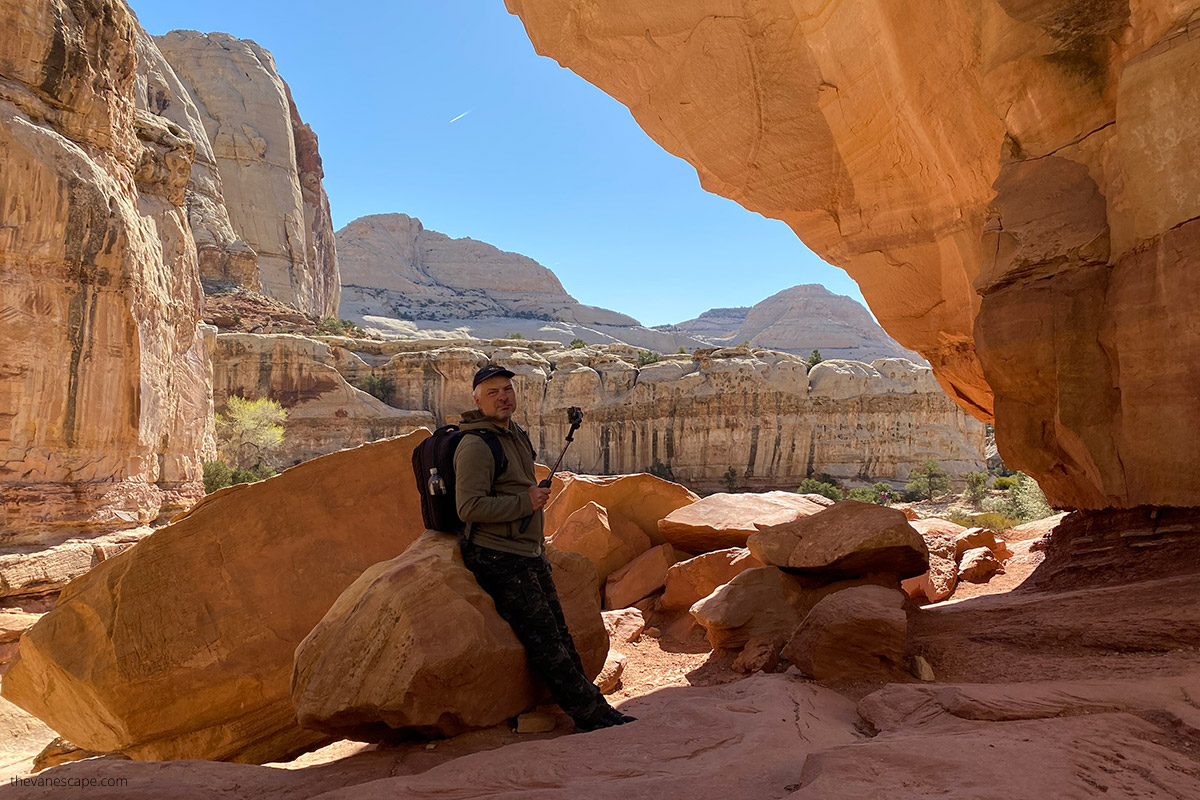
[280, 336, 985, 492]
[507, 0, 1200, 510]
[1, 0, 215, 541]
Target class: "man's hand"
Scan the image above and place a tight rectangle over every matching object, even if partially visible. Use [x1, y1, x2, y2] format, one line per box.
[527, 485, 552, 510]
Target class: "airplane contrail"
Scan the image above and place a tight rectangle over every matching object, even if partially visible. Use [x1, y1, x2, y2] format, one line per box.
[449, 111, 470, 124]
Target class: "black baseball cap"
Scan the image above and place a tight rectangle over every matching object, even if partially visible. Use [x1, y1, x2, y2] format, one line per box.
[472, 364, 515, 388]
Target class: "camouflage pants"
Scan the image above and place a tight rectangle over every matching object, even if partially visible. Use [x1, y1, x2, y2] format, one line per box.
[460, 540, 611, 724]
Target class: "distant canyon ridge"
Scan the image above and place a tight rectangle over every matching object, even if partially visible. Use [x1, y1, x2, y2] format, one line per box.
[337, 212, 923, 363]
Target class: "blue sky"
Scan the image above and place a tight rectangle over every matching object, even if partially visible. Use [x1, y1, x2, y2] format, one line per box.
[131, 0, 870, 327]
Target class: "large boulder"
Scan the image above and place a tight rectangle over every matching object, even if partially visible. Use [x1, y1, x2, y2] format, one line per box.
[657, 492, 828, 553]
[290, 532, 606, 738]
[747, 501, 928, 579]
[660, 548, 764, 612]
[604, 544, 678, 610]
[689, 567, 897, 650]
[782, 586, 909, 682]
[547, 501, 651, 582]
[545, 474, 698, 546]
[0, 432, 430, 763]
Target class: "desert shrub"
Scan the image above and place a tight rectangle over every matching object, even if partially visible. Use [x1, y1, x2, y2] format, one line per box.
[570, 338, 587, 349]
[947, 510, 1019, 532]
[807, 349, 824, 369]
[846, 487, 878, 503]
[648, 459, 674, 481]
[316, 317, 365, 337]
[992, 475, 1018, 491]
[506, 332, 527, 340]
[202, 460, 233, 494]
[963, 471, 989, 507]
[905, 460, 951, 501]
[676, 346, 688, 354]
[216, 396, 286, 471]
[637, 350, 661, 367]
[357, 374, 395, 405]
[984, 472, 1053, 523]
[721, 466, 739, 492]
[230, 464, 277, 486]
[798, 477, 842, 502]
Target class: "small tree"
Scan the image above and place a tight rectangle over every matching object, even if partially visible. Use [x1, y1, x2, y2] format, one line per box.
[807, 349, 824, 369]
[721, 466, 739, 492]
[984, 472, 1053, 523]
[357, 374, 395, 405]
[963, 471, 989, 508]
[648, 459, 674, 481]
[203, 460, 233, 494]
[676, 346, 688, 354]
[637, 350, 661, 367]
[216, 396, 287, 471]
[905, 459, 950, 501]
[569, 338, 587, 349]
[798, 477, 842, 502]
[506, 332, 527, 340]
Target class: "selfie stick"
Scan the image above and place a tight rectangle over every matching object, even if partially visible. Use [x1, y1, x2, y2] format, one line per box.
[518, 416, 582, 534]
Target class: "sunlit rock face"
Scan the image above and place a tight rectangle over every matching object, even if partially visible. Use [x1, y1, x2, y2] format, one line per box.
[325, 339, 985, 493]
[0, 0, 214, 542]
[155, 31, 340, 318]
[507, 0, 1200, 510]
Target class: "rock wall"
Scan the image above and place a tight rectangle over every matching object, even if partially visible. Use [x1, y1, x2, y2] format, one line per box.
[0, 0, 215, 543]
[507, 0, 1200, 510]
[312, 337, 985, 493]
[212, 334, 432, 466]
[155, 31, 339, 318]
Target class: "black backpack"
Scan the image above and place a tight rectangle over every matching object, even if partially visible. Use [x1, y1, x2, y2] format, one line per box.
[412, 425, 507, 533]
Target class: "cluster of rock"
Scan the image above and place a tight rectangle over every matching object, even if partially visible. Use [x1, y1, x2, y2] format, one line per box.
[0, 435, 928, 763]
[240, 335, 984, 491]
[1, 2, 338, 545]
[901, 518, 1013, 604]
[659, 285, 924, 363]
[509, 0, 1200, 512]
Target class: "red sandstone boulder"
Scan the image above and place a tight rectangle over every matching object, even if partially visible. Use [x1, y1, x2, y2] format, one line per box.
[602, 608, 646, 643]
[547, 501, 651, 582]
[901, 518, 964, 604]
[660, 548, 764, 611]
[604, 544, 678, 610]
[958, 547, 1005, 584]
[747, 501, 929, 579]
[291, 532, 606, 739]
[657, 491, 828, 553]
[782, 585, 909, 682]
[545, 473, 699, 546]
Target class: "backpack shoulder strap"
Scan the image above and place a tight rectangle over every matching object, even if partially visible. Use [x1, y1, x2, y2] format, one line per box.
[509, 421, 536, 460]
[464, 429, 507, 480]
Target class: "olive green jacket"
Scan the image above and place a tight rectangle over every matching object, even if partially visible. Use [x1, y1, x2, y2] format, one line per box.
[453, 410, 544, 556]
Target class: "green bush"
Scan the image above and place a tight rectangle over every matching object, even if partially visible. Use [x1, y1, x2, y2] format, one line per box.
[569, 338, 587, 349]
[992, 475, 1018, 491]
[648, 459, 674, 481]
[721, 466, 739, 492]
[215, 396, 286, 471]
[202, 460, 233, 494]
[963, 471, 989, 507]
[230, 464, 276, 486]
[676, 346, 688, 354]
[357, 374, 395, 405]
[905, 460, 951, 501]
[983, 472, 1053, 523]
[946, 510, 1019, 532]
[316, 317, 365, 338]
[798, 477, 842, 502]
[637, 350, 661, 367]
[807, 349, 824, 369]
[506, 332, 527, 340]
[846, 487, 878, 503]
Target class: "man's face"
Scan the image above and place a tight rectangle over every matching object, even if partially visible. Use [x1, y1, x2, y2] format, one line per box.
[475, 376, 517, 423]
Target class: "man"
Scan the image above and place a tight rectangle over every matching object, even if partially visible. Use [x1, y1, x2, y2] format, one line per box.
[454, 364, 635, 732]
